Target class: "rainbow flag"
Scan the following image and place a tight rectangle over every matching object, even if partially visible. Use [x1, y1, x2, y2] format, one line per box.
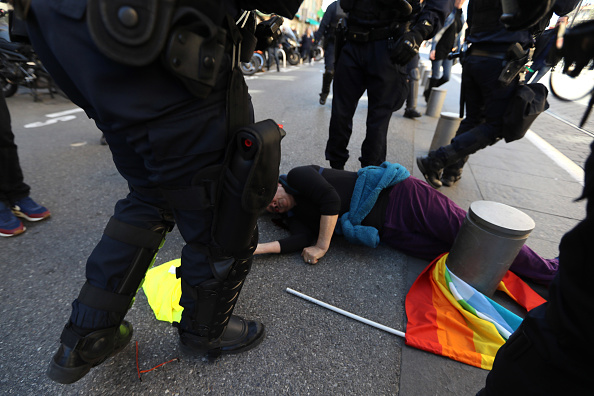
[405, 253, 545, 370]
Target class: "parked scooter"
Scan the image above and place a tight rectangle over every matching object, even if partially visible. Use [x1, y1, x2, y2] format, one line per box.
[0, 10, 62, 101]
[241, 50, 265, 76]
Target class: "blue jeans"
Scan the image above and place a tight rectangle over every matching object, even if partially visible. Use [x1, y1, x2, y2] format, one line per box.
[430, 58, 452, 82]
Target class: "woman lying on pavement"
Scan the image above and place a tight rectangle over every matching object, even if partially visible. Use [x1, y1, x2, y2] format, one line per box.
[254, 162, 558, 285]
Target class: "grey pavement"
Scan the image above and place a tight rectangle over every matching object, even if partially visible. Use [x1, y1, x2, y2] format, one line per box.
[0, 56, 590, 395]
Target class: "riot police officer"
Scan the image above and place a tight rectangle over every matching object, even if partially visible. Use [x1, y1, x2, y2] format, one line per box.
[19, 0, 301, 384]
[416, 0, 579, 188]
[324, 0, 451, 170]
[314, 0, 348, 105]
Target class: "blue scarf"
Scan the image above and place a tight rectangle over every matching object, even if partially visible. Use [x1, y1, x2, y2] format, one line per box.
[335, 162, 410, 247]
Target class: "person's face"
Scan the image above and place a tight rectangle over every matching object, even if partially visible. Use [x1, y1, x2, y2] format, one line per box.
[266, 184, 296, 213]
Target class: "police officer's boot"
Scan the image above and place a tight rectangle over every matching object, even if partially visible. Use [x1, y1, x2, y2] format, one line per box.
[423, 77, 439, 103]
[46, 219, 172, 384]
[441, 156, 468, 186]
[416, 152, 446, 188]
[319, 71, 334, 105]
[177, 256, 265, 360]
[47, 321, 133, 384]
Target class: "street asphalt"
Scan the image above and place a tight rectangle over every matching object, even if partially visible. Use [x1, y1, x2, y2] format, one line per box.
[0, 50, 591, 395]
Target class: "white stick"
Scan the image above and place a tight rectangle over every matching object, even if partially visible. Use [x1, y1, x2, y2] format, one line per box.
[286, 288, 405, 338]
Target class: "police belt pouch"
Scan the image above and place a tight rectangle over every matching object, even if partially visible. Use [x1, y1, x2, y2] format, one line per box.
[212, 120, 285, 258]
[162, 7, 226, 98]
[87, 0, 226, 98]
[87, 0, 176, 67]
[502, 83, 549, 143]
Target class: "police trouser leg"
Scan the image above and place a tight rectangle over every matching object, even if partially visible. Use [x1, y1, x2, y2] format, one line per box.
[319, 71, 334, 105]
[326, 42, 367, 169]
[406, 67, 420, 111]
[417, 124, 499, 188]
[435, 124, 499, 175]
[47, 216, 172, 384]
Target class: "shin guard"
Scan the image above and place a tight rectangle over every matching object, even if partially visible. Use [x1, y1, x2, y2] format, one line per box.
[77, 217, 172, 325]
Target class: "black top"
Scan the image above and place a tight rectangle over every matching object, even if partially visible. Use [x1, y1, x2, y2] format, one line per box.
[277, 165, 391, 253]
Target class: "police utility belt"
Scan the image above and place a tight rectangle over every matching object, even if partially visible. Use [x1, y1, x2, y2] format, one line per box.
[465, 43, 532, 86]
[346, 24, 401, 42]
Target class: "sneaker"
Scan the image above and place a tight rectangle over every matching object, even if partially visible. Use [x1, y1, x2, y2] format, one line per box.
[0, 202, 26, 237]
[11, 196, 51, 222]
[403, 109, 422, 119]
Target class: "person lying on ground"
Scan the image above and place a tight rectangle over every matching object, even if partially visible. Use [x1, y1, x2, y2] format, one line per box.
[254, 163, 558, 285]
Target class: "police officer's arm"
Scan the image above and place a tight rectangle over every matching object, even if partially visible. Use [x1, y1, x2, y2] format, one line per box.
[391, 0, 453, 65]
[314, 1, 334, 42]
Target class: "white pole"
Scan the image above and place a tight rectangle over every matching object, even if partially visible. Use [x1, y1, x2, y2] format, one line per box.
[286, 288, 405, 338]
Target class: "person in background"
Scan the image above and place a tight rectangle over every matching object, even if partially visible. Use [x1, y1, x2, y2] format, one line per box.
[313, 0, 348, 105]
[0, 92, 50, 237]
[300, 27, 315, 64]
[423, 1, 465, 102]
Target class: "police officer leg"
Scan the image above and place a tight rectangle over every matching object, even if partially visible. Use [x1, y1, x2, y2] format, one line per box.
[177, 249, 264, 359]
[404, 66, 421, 118]
[325, 42, 366, 170]
[319, 71, 334, 105]
[47, 206, 174, 384]
[174, 120, 283, 358]
[360, 41, 407, 167]
[174, 200, 263, 359]
[319, 43, 335, 105]
[418, 123, 499, 188]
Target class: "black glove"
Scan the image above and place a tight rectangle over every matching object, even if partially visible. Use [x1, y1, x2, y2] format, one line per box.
[390, 30, 423, 66]
[390, 20, 433, 66]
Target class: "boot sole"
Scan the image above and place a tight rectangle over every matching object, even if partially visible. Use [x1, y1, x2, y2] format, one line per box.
[416, 157, 442, 189]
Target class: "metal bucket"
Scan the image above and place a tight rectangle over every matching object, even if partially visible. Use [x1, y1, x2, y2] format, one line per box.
[446, 201, 535, 296]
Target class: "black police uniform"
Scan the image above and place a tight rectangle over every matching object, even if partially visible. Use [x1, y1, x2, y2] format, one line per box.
[417, 0, 579, 188]
[324, 0, 450, 170]
[314, 0, 347, 105]
[24, 0, 300, 384]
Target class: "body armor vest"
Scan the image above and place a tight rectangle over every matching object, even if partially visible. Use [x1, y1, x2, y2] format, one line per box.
[341, 0, 408, 27]
[467, 0, 504, 36]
